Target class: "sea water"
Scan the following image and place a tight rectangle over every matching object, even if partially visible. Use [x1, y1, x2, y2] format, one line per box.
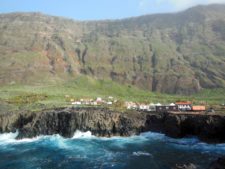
[0, 131, 225, 169]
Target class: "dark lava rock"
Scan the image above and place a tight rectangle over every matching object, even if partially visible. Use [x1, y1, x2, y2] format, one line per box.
[0, 107, 225, 143]
[173, 163, 197, 169]
[208, 157, 225, 169]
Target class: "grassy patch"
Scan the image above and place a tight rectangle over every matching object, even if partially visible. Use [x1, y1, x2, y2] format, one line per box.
[0, 75, 224, 113]
[6, 93, 48, 104]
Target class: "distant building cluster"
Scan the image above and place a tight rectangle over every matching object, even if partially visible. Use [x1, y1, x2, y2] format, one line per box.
[71, 96, 117, 106]
[69, 95, 206, 112]
[125, 101, 206, 112]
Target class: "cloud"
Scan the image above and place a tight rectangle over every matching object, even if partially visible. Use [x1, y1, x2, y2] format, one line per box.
[139, 0, 225, 13]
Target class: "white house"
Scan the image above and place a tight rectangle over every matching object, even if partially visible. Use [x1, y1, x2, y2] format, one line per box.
[72, 101, 81, 105]
[125, 102, 137, 110]
[107, 101, 113, 105]
[175, 101, 192, 111]
[91, 101, 98, 106]
[139, 104, 151, 111]
[149, 103, 156, 111]
[96, 97, 102, 102]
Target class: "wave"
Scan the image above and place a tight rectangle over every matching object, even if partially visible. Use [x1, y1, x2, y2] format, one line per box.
[72, 130, 93, 139]
[140, 131, 166, 140]
[140, 132, 225, 155]
[132, 151, 153, 157]
[0, 130, 168, 143]
[0, 130, 18, 141]
[0, 130, 94, 144]
[0, 130, 225, 155]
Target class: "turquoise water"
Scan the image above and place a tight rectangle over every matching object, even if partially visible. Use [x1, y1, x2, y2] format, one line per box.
[0, 131, 225, 169]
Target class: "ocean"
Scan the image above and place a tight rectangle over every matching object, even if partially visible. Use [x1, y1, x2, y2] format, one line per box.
[0, 131, 224, 169]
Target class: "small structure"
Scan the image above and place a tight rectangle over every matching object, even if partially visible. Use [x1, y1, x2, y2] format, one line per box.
[176, 101, 192, 111]
[107, 101, 113, 105]
[139, 104, 149, 111]
[156, 105, 178, 112]
[96, 97, 104, 104]
[91, 101, 98, 106]
[125, 101, 137, 110]
[72, 101, 81, 105]
[96, 97, 102, 102]
[192, 106, 206, 111]
[207, 107, 215, 113]
[149, 103, 156, 112]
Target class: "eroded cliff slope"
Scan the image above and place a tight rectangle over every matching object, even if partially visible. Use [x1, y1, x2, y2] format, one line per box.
[0, 4, 225, 94]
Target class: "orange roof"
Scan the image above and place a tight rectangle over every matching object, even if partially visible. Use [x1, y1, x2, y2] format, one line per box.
[176, 101, 192, 105]
[192, 106, 206, 111]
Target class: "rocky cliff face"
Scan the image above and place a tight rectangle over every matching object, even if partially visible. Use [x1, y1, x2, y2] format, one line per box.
[0, 108, 147, 138]
[209, 157, 225, 169]
[0, 107, 225, 143]
[146, 113, 225, 143]
[0, 4, 225, 94]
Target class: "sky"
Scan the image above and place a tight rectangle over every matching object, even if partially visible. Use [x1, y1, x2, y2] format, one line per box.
[0, 0, 225, 20]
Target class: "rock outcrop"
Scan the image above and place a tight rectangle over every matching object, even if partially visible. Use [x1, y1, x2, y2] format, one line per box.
[0, 107, 225, 143]
[145, 112, 225, 143]
[173, 163, 197, 169]
[0, 108, 147, 139]
[208, 157, 225, 169]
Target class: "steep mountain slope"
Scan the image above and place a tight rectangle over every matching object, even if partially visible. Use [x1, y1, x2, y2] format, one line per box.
[0, 4, 225, 94]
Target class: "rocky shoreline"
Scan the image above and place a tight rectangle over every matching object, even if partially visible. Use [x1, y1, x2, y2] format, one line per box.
[1, 107, 225, 169]
[0, 107, 225, 143]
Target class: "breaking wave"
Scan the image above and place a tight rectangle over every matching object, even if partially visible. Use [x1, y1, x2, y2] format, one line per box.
[1, 130, 225, 152]
[0, 130, 19, 141]
[72, 130, 93, 139]
[0, 130, 225, 153]
[0, 130, 225, 169]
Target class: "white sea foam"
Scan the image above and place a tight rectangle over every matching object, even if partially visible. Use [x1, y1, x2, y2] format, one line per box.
[132, 151, 153, 157]
[0, 130, 225, 155]
[0, 131, 66, 148]
[15, 136, 42, 143]
[0, 130, 18, 141]
[140, 131, 166, 140]
[16, 134, 68, 149]
[72, 130, 93, 139]
[47, 134, 69, 149]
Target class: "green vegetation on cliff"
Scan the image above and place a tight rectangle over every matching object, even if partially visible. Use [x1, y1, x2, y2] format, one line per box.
[0, 4, 225, 95]
[0, 75, 224, 113]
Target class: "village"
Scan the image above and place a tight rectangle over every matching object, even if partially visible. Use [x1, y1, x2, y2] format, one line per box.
[68, 96, 217, 113]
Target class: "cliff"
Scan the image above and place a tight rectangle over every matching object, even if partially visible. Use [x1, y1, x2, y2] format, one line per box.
[0, 107, 147, 138]
[1, 4, 225, 94]
[0, 107, 225, 143]
[146, 112, 225, 143]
